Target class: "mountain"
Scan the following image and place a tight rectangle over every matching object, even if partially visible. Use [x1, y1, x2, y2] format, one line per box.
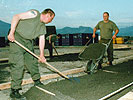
[0, 20, 133, 38]
[0, 20, 10, 38]
[56, 26, 93, 34]
[118, 26, 133, 36]
[56, 26, 133, 36]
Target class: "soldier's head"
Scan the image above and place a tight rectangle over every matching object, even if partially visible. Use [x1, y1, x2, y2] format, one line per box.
[40, 8, 55, 24]
[103, 12, 109, 22]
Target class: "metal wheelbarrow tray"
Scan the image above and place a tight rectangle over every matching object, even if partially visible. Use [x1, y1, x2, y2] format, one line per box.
[79, 40, 112, 74]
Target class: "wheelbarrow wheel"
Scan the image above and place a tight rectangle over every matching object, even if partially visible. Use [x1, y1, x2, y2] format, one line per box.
[85, 60, 97, 74]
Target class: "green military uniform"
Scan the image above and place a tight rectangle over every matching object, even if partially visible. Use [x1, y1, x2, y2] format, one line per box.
[45, 34, 57, 57]
[95, 20, 119, 62]
[46, 34, 57, 42]
[9, 10, 46, 90]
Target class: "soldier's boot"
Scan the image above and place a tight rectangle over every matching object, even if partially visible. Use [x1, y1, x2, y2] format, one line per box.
[97, 63, 102, 70]
[10, 88, 26, 99]
[34, 79, 44, 87]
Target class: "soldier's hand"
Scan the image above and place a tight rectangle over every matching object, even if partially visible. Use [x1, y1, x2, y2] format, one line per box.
[38, 56, 46, 63]
[92, 34, 96, 38]
[112, 35, 116, 39]
[8, 34, 15, 42]
[49, 41, 51, 44]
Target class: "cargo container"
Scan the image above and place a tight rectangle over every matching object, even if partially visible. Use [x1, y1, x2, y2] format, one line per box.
[0, 37, 5, 47]
[61, 34, 70, 46]
[45, 26, 56, 37]
[73, 33, 98, 46]
[69, 34, 73, 46]
[73, 33, 82, 46]
[55, 33, 98, 46]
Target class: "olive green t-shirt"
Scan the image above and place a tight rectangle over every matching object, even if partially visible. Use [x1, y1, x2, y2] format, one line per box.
[95, 20, 119, 39]
[16, 9, 46, 40]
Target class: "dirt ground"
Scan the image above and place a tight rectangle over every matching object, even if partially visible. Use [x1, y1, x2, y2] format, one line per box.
[0, 44, 133, 100]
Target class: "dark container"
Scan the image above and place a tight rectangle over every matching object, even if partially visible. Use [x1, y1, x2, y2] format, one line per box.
[69, 34, 73, 46]
[61, 34, 69, 46]
[82, 33, 98, 45]
[73, 33, 82, 46]
[0, 37, 5, 47]
[46, 26, 56, 37]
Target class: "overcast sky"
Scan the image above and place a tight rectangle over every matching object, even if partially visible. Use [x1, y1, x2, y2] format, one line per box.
[0, 0, 133, 29]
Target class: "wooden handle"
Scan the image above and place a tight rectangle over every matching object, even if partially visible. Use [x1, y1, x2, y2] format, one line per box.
[93, 38, 95, 43]
[52, 43, 58, 55]
[14, 40, 69, 79]
[35, 86, 55, 96]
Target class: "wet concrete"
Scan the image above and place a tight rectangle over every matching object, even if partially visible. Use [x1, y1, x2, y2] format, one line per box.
[24, 60, 133, 100]
[46, 53, 80, 62]
[0, 63, 10, 84]
[0, 45, 133, 100]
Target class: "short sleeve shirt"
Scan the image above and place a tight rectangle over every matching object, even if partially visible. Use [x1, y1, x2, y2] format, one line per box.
[46, 34, 57, 42]
[95, 20, 119, 39]
[16, 9, 46, 40]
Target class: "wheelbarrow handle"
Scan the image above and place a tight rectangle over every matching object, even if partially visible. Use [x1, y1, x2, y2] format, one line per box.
[93, 38, 95, 43]
[14, 40, 69, 79]
[107, 38, 113, 48]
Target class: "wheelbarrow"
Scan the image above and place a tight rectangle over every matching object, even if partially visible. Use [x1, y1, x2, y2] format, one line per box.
[79, 38, 112, 74]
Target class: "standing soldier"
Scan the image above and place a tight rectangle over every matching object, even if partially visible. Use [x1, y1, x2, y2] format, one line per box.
[93, 12, 119, 69]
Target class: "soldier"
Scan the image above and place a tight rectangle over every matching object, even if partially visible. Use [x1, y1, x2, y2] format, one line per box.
[93, 12, 119, 68]
[8, 9, 55, 99]
[45, 34, 60, 58]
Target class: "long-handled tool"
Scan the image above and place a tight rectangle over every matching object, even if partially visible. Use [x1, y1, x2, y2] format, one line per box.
[14, 40, 69, 79]
[79, 38, 92, 57]
[52, 43, 58, 55]
[35, 86, 55, 96]
[93, 37, 95, 43]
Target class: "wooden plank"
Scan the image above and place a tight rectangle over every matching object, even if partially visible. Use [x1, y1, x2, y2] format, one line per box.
[113, 44, 131, 50]
[0, 58, 9, 62]
[0, 67, 84, 90]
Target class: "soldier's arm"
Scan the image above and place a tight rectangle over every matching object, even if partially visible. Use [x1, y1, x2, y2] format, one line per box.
[39, 34, 46, 63]
[8, 10, 37, 42]
[93, 22, 100, 38]
[93, 28, 97, 38]
[112, 29, 119, 39]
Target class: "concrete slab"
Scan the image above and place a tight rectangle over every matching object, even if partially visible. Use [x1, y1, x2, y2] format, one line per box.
[118, 91, 133, 100]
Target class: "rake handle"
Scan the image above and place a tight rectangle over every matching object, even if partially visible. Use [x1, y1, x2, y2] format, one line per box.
[52, 43, 58, 55]
[14, 40, 69, 79]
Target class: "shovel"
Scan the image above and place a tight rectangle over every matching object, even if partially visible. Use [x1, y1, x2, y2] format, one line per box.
[14, 40, 69, 79]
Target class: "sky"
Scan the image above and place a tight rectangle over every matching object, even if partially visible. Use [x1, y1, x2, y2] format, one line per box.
[0, 0, 133, 29]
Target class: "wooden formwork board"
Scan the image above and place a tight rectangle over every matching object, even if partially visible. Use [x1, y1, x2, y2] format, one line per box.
[113, 44, 131, 50]
[0, 67, 84, 90]
[0, 58, 9, 62]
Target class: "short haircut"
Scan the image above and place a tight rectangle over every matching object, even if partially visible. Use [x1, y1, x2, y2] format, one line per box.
[103, 12, 109, 16]
[42, 8, 55, 16]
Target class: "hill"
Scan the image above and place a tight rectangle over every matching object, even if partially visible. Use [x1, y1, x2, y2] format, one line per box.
[57, 26, 133, 36]
[0, 20, 10, 38]
[56, 26, 93, 34]
[118, 26, 133, 36]
[0, 20, 133, 38]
